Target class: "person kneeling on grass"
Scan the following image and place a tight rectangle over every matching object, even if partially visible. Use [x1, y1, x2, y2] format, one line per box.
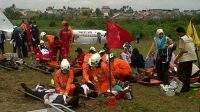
[21, 83, 79, 107]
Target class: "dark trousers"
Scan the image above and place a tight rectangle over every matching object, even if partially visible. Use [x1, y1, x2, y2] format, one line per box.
[156, 59, 169, 85]
[22, 43, 28, 57]
[177, 61, 193, 92]
[0, 43, 5, 54]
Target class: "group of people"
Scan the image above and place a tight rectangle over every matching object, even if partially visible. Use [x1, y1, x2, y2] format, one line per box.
[10, 20, 73, 63]
[18, 23, 198, 108]
[147, 27, 197, 92]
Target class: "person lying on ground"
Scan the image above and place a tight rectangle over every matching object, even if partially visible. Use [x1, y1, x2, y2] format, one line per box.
[0, 53, 23, 70]
[73, 79, 98, 98]
[21, 83, 79, 107]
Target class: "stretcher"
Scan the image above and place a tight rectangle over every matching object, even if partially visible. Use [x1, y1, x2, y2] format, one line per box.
[24, 63, 53, 74]
[138, 79, 162, 86]
[20, 90, 75, 112]
[48, 61, 61, 69]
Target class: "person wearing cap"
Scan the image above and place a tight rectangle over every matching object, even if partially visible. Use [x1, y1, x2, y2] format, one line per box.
[121, 44, 131, 65]
[54, 59, 75, 96]
[59, 20, 73, 58]
[49, 36, 67, 61]
[71, 47, 85, 67]
[147, 28, 174, 85]
[82, 46, 96, 69]
[33, 40, 50, 63]
[107, 53, 132, 82]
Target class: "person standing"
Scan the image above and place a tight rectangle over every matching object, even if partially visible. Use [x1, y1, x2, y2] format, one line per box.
[174, 27, 197, 92]
[0, 30, 5, 54]
[26, 21, 32, 51]
[147, 29, 174, 85]
[97, 32, 101, 44]
[59, 20, 73, 58]
[31, 21, 40, 49]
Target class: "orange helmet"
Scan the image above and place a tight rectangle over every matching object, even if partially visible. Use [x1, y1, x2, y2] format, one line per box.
[62, 20, 67, 25]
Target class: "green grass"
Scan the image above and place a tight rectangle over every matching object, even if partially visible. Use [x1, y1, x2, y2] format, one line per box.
[0, 40, 199, 112]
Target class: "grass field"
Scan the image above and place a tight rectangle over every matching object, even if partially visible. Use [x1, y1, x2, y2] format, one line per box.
[0, 39, 199, 112]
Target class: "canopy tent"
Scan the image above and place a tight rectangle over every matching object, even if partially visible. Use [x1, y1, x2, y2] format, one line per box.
[0, 9, 14, 32]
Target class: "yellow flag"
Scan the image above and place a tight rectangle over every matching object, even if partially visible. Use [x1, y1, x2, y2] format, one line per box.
[187, 20, 200, 46]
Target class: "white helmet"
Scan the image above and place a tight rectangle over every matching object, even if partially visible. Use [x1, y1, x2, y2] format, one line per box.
[90, 53, 101, 66]
[88, 58, 92, 66]
[99, 49, 105, 54]
[89, 46, 96, 52]
[60, 59, 70, 72]
[40, 32, 46, 39]
[106, 53, 114, 62]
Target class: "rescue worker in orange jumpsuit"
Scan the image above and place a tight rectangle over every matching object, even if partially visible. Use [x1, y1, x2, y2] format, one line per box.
[82, 46, 96, 69]
[90, 53, 116, 93]
[106, 53, 132, 82]
[32, 40, 50, 63]
[40, 32, 54, 47]
[99, 49, 107, 62]
[49, 36, 67, 61]
[82, 58, 95, 84]
[59, 20, 73, 58]
[54, 59, 75, 96]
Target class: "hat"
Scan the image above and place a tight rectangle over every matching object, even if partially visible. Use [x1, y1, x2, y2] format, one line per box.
[62, 20, 67, 25]
[75, 48, 82, 52]
[89, 46, 96, 52]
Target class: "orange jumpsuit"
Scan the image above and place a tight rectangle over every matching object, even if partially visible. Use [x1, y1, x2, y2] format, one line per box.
[82, 64, 95, 83]
[93, 61, 115, 93]
[102, 53, 107, 62]
[45, 35, 54, 46]
[82, 53, 93, 69]
[54, 69, 75, 95]
[111, 58, 132, 82]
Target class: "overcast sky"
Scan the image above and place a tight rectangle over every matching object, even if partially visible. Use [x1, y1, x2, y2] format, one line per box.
[0, 0, 199, 11]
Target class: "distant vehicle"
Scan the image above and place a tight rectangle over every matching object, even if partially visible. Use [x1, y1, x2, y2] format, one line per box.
[73, 30, 106, 44]
[0, 9, 14, 39]
[0, 10, 107, 44]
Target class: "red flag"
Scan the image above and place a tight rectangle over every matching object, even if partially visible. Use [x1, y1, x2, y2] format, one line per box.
[106, 20, 133, 49]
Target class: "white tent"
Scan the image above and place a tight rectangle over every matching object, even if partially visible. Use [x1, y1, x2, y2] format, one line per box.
[0, 9, 14, 38]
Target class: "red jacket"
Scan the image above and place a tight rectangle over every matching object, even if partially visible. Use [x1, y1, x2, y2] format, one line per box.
[71, 52, 85, 67]
[59, 26, 73, 44]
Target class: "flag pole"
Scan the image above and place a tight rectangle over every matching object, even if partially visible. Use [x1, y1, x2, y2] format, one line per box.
[191, 20, 200, 66]
[108, 52, 112, 95]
